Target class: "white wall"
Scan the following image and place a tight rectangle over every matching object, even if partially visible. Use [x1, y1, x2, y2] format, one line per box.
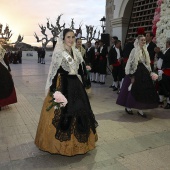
[108, 0, 133, 44]
[113, 0, 124, 18]
[112, 26, 122, 40]
[22, 51, 53, 59]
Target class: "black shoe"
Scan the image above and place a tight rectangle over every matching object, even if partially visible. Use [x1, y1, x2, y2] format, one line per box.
[159, 101, 164, 107]
[113, 87, 118, 91]
[164, 103, 170, 109]
[137, 112, 147, 118]
[159, 101, 164, 105]
[100, 82, 105, 85]
[93, 81, 97, 83]
[0, 107, 1, 111]
[125, 108, 133, 115]
[109, 85, 115, 88]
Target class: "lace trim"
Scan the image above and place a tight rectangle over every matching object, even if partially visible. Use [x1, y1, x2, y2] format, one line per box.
[52, 74, 97, 143]
[45, 48, 84, 95]
[125, 47, 151, 75]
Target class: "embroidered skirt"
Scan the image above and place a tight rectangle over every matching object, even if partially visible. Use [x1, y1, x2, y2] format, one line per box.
[35, 74, 98, 156]
[0, 63, 17, 107]
[116, 63, 159, 109]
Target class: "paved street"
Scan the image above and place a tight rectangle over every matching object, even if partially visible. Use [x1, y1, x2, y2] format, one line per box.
[0, 57, 170, 170]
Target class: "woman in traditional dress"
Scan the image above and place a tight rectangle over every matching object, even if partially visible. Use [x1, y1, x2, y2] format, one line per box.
[76, 38, 91, 93]
[75, 38, 86, 61]
[0, 45, 17, 111]
[116, 35, 159, 118]
[35, 28, 98, 156]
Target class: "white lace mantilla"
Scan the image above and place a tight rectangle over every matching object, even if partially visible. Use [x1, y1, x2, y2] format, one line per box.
[125, 39, 151, 75]
[45, 48, 84, 95]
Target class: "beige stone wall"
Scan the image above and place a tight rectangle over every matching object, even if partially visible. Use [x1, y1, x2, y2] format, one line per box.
[106, 0, 133, 45]
[105, 0, 114, 34]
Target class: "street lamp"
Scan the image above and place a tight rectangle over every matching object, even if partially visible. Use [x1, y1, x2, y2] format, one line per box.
[99, 16, 110, 46]
[100, 16, 106, 33]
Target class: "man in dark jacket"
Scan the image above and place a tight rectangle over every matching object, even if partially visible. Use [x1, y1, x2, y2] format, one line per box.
[155, 38, 170, 109]
[41, 48, 46, 64]
[37, 48, 42, 63]
[146, 32, 157, 71]
[108, 36, 118, 88]
[96, 40, 108, 84]
[108, 40, 123, 91]
[122, 37, 134, 79]
[86, 41, 95, 81]
[86, 41, 95, 65]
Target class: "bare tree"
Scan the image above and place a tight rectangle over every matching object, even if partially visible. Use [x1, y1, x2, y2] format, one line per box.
[15, 34, 24, 44]
[47, 14, 65, 39]
[82, 25, 100, 42]
[13, 34, 24, 49]
[34, 24, 53, 49]
[75, 22, 83, 38]
[0, 24, 13, 44]
[34, 14, 66, 49]
[70, 18, 75, 30]
[34, 14, 100, 48]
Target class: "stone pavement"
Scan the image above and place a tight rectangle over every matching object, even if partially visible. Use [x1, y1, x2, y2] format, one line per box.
[0, 58, 170, 170]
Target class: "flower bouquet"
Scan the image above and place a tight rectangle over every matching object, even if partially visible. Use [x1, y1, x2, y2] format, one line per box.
[46, 91, 68, 111]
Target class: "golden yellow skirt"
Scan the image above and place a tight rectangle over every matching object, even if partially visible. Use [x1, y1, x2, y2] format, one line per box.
[35, 92, 97, 156]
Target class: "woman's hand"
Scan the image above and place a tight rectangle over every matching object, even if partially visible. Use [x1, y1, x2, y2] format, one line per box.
[110, 65, 113, 70]
[131, 77, 135, 84]
[118, 57, 123, 62]
[95, 52, 99, 56]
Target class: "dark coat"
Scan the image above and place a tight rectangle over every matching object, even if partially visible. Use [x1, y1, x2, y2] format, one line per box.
[108, 46, 123, 66]
[86, 47, 95, 65]
[97, 46, 108, 59]
[4, 53, 11, 71]
[147, 41, 157, 62]
[123, 42, 134, 60]
[97, 45, 108, 74]
[158, 48, 170, 69]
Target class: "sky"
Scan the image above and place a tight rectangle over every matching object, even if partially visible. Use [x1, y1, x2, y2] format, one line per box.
[0, 0, 105, 46]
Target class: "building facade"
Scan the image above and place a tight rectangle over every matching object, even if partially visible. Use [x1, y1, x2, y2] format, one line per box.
[105, 0, 133, 44]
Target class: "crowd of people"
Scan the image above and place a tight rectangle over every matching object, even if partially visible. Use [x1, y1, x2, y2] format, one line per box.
[74, 31, 170, 118]
[37, 47, 46, 64]
[5, 50, 22, 64]
[0, 27, 170, 157]
[109, 33, 170, 117]
[75, 38, 109, 85]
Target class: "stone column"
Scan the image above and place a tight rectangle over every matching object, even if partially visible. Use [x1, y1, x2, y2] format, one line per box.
[105, 0, 114, 35]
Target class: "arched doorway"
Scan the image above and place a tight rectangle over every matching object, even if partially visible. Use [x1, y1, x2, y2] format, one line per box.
[109, 0, 134, 45]
[119, 0, 134, 44]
